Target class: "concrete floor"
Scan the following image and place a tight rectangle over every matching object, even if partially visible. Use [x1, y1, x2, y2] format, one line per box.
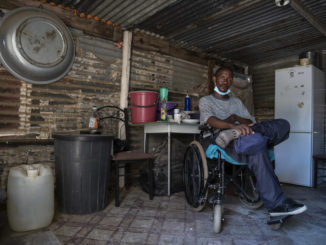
[0, 183, 326, 245]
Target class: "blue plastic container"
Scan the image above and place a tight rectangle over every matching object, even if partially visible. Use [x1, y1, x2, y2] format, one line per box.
[184, 95, 191, 111]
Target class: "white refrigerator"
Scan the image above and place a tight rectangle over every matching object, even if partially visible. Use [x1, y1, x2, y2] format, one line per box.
[274, 65, 325, 187]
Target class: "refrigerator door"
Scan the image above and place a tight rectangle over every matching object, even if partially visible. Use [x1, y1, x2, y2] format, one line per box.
[275, 132, 312, 187]
[275, 66, 312, 132]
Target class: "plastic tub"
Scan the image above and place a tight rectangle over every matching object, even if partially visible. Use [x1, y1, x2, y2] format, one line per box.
[129, 91, 158, 123]
[53, 134, 113, 214]
[7, 164, 54, 232]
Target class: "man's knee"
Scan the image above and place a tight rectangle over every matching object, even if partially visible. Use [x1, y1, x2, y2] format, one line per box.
[234, 133, 268, 155]
[251, 118, 290, 146]
[273, 118, 290, 133]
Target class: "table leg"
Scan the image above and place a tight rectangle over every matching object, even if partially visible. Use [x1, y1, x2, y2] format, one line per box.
[144, 131, 147, 153]
[168, 130, 171, 196]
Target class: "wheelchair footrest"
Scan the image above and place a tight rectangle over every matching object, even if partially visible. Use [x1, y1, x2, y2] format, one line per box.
[208, 193, 222, 204]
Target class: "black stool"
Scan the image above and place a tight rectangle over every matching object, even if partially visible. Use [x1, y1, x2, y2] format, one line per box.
[113, 151, 155, 207]
[313, 154, 326, 188]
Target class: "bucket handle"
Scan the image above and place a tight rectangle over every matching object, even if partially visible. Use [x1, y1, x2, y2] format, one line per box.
[128, 95, 158, 108]
[130, 101, 157, 108]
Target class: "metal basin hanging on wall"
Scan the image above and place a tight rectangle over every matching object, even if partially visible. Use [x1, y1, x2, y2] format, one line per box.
[0, 7, 75, 84]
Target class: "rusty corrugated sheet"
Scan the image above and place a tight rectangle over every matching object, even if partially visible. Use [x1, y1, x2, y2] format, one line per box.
[44, 0, 177, 27]
[136, 0, 326, 64]
[130, 48, 207, 107]
[0, 30, 122, 138]
[3, 0, 326, 66]
[129, 48, 207, 149]
[0, 68, 21, 134]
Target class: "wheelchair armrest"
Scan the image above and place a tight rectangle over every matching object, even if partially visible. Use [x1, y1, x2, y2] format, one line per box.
[199, 124, 212, 132]
[199, 124, 221, 139]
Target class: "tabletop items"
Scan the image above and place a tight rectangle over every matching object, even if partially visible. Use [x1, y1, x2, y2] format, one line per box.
[158, 88, 199, 124]
[127, 88, 199, 124]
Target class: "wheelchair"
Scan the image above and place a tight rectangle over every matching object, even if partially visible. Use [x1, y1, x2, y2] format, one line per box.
[183, 125, 263, 233]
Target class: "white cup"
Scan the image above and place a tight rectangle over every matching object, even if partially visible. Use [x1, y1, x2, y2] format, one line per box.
[174, 113, 181, 124]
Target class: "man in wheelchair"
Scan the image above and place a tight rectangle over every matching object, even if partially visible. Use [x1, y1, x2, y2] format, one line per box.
[198, 66, 307, 218]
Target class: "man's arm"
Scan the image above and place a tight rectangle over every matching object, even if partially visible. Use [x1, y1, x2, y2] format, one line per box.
[207, 116, 253, 136]
[224, 114, 253, 125]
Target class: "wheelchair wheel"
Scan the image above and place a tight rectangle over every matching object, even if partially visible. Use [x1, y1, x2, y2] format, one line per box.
[213, 204, 222, 233]
[183, 141, 208, 211]
[239, 168, 263, 209]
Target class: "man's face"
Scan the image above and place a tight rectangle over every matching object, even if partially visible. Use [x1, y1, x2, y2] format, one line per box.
[214, 69, 233, 92]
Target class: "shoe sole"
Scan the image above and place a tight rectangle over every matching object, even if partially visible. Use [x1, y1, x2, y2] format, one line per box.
[269, 205, 307, 217]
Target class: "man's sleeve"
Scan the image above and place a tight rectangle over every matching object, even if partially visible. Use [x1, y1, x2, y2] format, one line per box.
[199, 97, 213, 125]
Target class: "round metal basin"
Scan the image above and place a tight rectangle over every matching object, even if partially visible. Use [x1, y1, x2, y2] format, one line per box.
[0, 7, 75, 84]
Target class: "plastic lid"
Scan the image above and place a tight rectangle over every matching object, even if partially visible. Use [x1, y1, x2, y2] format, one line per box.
[174, 109, 180, 114]
[27, 168, 39, 177]
[53, 134, 113, 142]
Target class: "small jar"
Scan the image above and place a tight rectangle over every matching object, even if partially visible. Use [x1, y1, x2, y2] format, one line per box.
[173, 109, 181, 123]
[173, 109, 180, 115]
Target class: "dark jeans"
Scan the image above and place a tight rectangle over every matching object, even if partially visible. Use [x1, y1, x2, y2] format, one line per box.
[225, 119, 290, 210]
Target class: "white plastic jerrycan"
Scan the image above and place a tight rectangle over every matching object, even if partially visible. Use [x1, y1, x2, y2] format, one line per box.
[7, 164, 54, 232]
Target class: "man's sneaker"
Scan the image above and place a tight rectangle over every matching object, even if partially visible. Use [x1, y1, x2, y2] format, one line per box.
[269, 198, 307, 216]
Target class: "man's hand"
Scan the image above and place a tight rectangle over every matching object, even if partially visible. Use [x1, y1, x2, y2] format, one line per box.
[206, 116, 254, 136]
[231, 124, 253, 136]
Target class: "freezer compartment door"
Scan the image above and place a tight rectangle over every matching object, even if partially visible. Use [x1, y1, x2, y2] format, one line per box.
[275, 67, 312, 132]
[274, 133, 312, 187]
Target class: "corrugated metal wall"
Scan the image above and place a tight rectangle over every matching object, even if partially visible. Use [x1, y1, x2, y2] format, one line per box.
[0, 29, 208, 153]
[0, 30, 122, 138]
[129, 48, 208, 149]
[0, 68, 21, 135]
[0, 30, 123, 194]
[251, 56, 299, 122]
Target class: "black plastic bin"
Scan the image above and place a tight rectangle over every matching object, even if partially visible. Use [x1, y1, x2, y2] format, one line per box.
[53, 134, 113, 214]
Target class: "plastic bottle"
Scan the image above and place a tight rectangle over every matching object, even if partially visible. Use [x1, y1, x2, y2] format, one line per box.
[7, 164, 54, 232]
[160, 99, 168, 121]
[89, 106, 98, 129]
[184, 94, 191, 111]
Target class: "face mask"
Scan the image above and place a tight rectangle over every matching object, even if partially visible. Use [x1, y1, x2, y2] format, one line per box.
[214, 86, 231, 96]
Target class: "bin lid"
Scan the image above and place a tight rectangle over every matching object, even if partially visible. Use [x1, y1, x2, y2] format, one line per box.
[53, 134, 114, 142]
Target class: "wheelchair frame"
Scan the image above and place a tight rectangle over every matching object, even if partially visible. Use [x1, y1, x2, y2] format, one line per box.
[183, 127, 263, 233]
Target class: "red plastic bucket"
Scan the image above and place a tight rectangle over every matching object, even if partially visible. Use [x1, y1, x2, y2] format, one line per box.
[129, 91, 158, 124]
